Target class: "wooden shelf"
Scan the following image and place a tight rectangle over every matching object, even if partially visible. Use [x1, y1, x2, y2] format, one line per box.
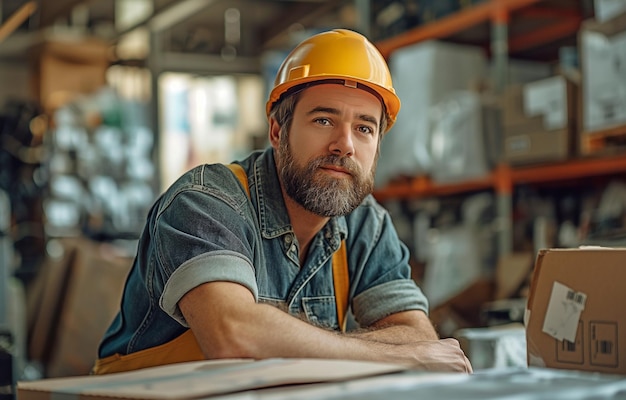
[373, 154, 626, 202]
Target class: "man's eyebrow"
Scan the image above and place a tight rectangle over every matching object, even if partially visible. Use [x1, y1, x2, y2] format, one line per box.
[307, 106, 379, 125]
[358, 114, 379, 125]
[307, 106, 340, 116]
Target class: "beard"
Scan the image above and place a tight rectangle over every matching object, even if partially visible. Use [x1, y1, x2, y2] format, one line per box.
[277, 134, 376, 217]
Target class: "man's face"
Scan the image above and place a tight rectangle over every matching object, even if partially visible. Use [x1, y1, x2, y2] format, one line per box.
[273, 84, 382, 217]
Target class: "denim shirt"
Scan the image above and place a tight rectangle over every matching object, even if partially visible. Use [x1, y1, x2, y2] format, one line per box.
[98, 147, 429, 358]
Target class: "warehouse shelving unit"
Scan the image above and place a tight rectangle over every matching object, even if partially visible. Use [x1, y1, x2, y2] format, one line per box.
[375, 0, 584, 59]
[371, 0, 626, 256]
[374, 153, 626, 202]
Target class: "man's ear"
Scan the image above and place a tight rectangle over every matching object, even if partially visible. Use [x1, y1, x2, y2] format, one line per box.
[268, 117, 282, 148]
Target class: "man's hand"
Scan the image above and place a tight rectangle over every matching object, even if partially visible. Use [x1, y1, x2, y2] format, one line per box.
[179, 281, 472, 373]
[347, 311, 472, 373]
[395, 338, 473, 373]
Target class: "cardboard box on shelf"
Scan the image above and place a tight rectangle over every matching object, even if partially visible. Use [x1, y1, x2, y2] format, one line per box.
[526, 247, 626, 375]
[501, 76, 578, 165]
[594, 0, 626, 23]
[31, 38, 111, 113]
[580, 12, 626, 134]
[376, 39, 487, 187]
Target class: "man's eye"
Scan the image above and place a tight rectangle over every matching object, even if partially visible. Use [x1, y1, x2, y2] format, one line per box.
[315, 118, 331, 126]
[358, 125, 374, 135]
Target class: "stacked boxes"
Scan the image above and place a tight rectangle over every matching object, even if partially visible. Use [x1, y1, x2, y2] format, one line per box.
[32, 39, 111, 114]
[580, 12, 626, 134]
[376, 40, 487, 186]
[502, 76, 578, 165]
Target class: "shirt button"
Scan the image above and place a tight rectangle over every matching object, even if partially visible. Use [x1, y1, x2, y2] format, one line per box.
[284, 235, 292, 244]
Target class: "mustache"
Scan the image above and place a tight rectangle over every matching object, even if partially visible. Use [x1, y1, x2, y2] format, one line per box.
[310, 155, 360, 176]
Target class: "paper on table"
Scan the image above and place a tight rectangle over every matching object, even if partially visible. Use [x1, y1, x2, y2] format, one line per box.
[17, 358, 407, 400]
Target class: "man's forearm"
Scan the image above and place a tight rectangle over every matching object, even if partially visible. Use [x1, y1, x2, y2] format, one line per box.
[346, 310, 440, 344]
[214, 302, 469, 372]
[181, 282, 470, 372]
[347, 324, 438, 344]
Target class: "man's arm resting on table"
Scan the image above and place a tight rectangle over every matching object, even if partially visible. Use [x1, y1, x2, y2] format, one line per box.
[179, 281, 472, 373]
[347, 309, 439, 343]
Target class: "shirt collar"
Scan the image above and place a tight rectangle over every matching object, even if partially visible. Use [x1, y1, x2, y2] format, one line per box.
[252, 147, 347, 243]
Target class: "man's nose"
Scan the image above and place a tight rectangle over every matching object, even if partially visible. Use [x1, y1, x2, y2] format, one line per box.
[329, 125, 354, 157]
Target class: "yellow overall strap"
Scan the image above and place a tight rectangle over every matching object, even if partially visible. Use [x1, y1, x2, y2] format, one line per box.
[332, 240, 349, 333]
[92, 164, 349, 374]
[92, 330, 202, 374]
[226, 163, 250, 197]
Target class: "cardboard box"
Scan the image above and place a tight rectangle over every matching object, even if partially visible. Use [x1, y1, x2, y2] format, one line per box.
[376, 39, 486, 186]
[580, 12, 626, 133]
[594, 0, 626, 23]
[31, 38, 111, 113]
[27, 237, 132, 378]
[502, 76, 577, 165]
[526, 247, 626, 375]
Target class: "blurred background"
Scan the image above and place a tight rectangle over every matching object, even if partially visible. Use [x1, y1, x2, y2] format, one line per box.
[1, 0, 626, 395]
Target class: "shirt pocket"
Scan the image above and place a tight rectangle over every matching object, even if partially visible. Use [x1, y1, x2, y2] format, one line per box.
[258, 297, 288, 312]
[302, 296, 338, 331]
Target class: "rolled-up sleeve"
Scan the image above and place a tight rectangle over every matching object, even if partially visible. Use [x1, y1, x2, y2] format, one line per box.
[152, 184, 258, 326]
[352, 280, 429, 327]
[160, 250, 258, 326]
[347, 198, 430, 328]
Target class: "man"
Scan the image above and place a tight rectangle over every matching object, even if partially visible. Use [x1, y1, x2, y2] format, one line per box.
[94, 29, 472, 374]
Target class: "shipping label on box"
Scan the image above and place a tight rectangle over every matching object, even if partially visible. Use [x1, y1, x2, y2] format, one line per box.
[523, 77, 568, 130]
[526, 248, 626, 375]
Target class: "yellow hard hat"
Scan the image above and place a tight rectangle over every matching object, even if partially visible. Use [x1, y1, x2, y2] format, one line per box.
[266, 29, 401, 132]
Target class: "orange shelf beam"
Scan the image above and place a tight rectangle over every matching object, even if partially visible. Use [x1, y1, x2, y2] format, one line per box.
[508, 16, 582, 52]
[375, 0, 543, 58]
[582, 124, 626, 153]
[511, 154, 626, 184]
[374, 173, 495, 202]
[515, 5, 581, 19]
[373, 154, 626, 202]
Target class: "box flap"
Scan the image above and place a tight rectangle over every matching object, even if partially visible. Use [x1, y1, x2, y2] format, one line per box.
[526, 249, 548, 313]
